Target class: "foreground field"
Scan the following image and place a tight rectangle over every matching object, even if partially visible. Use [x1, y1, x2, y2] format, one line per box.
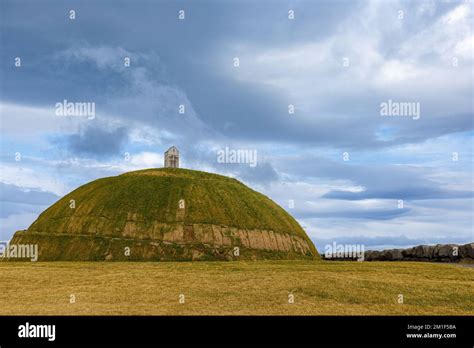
[0, 261, 472, 315]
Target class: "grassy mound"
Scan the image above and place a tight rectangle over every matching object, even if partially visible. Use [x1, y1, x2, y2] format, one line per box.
[29, 168, 307, 238]
[12, 168, 318, 260]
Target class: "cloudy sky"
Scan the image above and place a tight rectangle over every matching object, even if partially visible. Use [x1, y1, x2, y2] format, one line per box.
[0, 0, 472, 251]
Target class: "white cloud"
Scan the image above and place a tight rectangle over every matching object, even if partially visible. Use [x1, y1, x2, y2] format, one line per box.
[127, 152, 163, 169]
[0, 164, 69, 196]
[224, 2, 472, 119]
[0, 102, 61, 136]
[398, 4, 472, 62]
[56, 44, 211, 141]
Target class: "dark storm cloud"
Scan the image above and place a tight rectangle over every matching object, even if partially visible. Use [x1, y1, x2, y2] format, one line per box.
[277, 154, 473, 201]
[0, 182, 59, 218]
[64, 125, 128, 158]
[229, 162, 279, 185]
[323, 188, 472, 201]
[294, 208, 411, 220]
[0, 0, 352, 104]
[2, 0, 469, 150]
[0, 182, 59, 206]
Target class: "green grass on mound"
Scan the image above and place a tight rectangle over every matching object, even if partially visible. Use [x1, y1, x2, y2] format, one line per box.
[29, 168, 309, 240]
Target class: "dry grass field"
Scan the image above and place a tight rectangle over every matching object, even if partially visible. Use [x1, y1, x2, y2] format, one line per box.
[0, 260, 472, 315]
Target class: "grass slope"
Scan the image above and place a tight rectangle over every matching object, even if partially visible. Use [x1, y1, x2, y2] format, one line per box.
[0, 261, 472, 315]
[29, 168, 309, 239]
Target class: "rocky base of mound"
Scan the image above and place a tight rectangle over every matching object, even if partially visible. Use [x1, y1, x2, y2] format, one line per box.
[321, 243, 474, 262]
[5, 223, 317, 261]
